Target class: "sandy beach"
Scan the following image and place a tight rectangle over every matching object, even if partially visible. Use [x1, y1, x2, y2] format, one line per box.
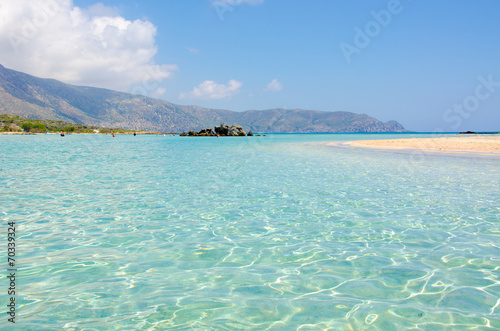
[331, 135, 500, 154]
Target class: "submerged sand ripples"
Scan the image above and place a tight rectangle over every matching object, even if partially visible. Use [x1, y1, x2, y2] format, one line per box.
[0, 134, 499, 329]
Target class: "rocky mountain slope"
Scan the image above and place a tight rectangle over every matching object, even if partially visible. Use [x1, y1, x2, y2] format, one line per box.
[0, 64, 407, 133]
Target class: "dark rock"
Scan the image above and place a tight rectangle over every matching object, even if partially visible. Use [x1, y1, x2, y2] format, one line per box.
[184, 128, 217, 136]
[228, 125, 246, 136]
[214, 123, 246, 136]
[247, 131, 254, 136]
[181, 123, 250, 137]
[198, 128, 215, 136]
[214, 123, 229, 136]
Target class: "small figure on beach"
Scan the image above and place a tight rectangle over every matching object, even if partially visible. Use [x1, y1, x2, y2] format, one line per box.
[111, 131, 116, 137]
[133, 132, 136, 136]
[60, 131, 65, 137]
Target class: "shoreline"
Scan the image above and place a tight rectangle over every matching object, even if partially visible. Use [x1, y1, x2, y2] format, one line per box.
[328, 135, 500, 155]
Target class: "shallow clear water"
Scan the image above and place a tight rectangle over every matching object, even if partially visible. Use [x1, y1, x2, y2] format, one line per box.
[1, 133, 499, 330]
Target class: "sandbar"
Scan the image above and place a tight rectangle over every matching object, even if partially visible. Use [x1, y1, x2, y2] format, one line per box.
[330, 135, 500, 154]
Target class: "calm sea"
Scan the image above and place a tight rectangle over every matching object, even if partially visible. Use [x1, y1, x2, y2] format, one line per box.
[1, 133, 499, 330]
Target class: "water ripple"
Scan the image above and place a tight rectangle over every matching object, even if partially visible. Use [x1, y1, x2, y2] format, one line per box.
[1, 134, 499, 329]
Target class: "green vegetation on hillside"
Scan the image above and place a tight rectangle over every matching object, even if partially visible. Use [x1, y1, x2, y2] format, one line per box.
[0, 64, 408, 133]
[0, 114, 152, 134]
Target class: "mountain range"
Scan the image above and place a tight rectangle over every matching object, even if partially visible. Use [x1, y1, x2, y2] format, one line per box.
[0, 64, 407, 133]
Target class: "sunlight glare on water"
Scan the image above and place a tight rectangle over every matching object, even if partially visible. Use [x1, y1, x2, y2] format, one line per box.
[1, 133, 499, 330]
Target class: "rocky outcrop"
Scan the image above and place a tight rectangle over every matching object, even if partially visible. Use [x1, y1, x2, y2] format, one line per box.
[187, 128, 216, 136]
[181, 123, 248, 137]
[215, 123, 246, 136]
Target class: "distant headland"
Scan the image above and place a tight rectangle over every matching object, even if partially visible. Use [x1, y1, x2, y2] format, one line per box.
[0, 64, 408, 134]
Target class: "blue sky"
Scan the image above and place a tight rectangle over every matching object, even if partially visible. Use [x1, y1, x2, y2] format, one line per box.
[1, 0, 499, 132]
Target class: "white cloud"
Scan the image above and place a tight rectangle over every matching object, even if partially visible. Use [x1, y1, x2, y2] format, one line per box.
[180, 80, 242, 100]
[0, 0, 176, 93]
[83, 3, 121, 17]
[264, 78, 283, 92]
[212, 0, 264, 6]
[187, 47, 200, 54]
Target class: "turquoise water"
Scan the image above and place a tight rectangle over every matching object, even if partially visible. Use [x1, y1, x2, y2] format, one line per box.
[1, 133, 499, 330]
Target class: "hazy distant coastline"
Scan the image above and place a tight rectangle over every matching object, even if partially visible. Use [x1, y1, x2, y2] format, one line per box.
[0, 64, 407, 134]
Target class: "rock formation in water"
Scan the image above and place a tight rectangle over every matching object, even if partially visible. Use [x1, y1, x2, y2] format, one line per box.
[180, 123, 250, 136]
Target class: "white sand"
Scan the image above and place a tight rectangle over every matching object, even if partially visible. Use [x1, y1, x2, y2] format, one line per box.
[330, 135, 500, 154]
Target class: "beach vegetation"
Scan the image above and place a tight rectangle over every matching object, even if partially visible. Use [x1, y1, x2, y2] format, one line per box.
[22, 122, 47, 133]
[0, 114, 162, 135]
[21, 123, 33, 131]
